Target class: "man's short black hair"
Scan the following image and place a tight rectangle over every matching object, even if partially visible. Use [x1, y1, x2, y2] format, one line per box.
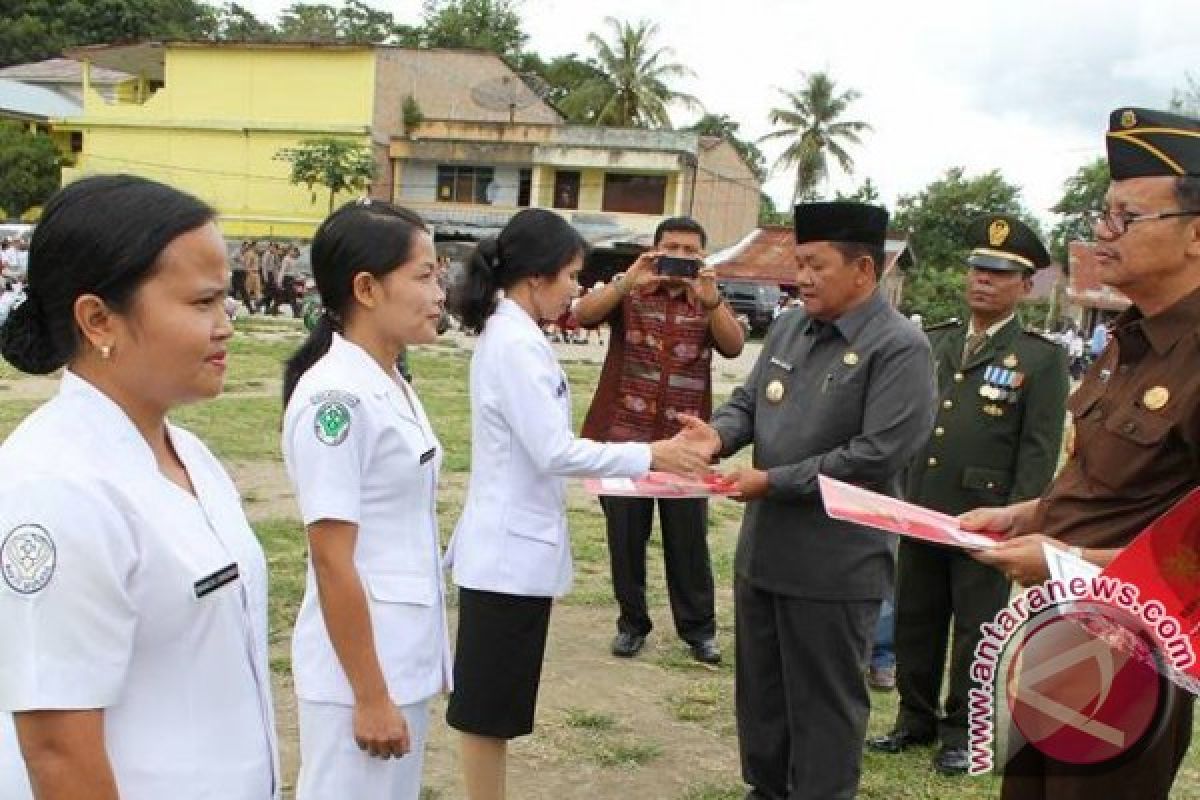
[654, 216, 707, 248]
[831, 241, 886, 279]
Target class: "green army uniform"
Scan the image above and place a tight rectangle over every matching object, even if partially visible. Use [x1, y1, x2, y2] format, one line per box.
[890, 215, 1069, 757]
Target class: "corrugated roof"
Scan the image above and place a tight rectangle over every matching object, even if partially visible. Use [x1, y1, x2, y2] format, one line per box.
[1066, 241, 1130, 311]
[0, 57, 131, 84]
[0, 78, 81, 120]
[710, 226, 911, 287]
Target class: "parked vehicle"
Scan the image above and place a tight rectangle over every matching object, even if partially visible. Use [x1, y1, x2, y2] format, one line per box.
[718, 279, 782, 335]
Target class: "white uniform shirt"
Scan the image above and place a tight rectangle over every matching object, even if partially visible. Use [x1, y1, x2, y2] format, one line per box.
[0, 372, 278, 800]
[283, 334, 451, 707]
[447, 298, 651, 598]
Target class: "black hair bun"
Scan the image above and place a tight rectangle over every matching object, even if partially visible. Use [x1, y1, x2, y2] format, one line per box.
[0, 296, 64, 375]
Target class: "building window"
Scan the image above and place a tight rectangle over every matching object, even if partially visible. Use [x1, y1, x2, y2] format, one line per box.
[517, 168, 532, 207]
[69, 132, 83, 153]
[553, 171, 580, 210]
[437, 165, 495, 204]
[602, 173, 668, 215]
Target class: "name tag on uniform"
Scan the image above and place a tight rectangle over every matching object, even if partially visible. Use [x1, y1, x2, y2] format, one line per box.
[769, 356, 794, 372]
[420, 447, 437, 465]
[194, 562, 239, 599]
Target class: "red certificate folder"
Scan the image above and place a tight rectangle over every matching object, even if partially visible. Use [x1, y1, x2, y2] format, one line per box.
[584, 471, 738, 499]
[1099, 486, 1200, 688]
[818, 474, 1004, 550]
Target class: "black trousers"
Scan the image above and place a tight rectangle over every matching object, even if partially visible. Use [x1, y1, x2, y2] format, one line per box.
[599, 495, 715, 644]
[230, 269, 252, 310]
[894, 538, 1012, 748]
[735, 578, 880, 800]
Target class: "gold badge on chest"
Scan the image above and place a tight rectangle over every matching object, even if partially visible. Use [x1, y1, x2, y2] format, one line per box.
[1143, 386, 1170, 411]
[843, 352, 859, 366]
[766, 380, 786, 404]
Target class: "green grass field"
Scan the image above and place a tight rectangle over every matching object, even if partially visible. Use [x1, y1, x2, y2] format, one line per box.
[2, 319, 1198, 798]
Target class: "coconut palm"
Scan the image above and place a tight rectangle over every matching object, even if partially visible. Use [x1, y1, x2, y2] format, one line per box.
[760, 72, 872, 203]
[561, 17, 701, 128]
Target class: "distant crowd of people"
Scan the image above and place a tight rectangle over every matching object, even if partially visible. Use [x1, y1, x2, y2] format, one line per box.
[230, 240, 304, 318]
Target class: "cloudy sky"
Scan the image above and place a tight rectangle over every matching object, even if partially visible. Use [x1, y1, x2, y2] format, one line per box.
[241, 0, 1197, 222]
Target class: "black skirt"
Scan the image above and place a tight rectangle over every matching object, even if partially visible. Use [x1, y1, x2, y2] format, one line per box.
[446, 587, 554, 739]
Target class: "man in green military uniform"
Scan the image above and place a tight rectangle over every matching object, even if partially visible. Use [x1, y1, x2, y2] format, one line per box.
[868, 214, 1069, 775]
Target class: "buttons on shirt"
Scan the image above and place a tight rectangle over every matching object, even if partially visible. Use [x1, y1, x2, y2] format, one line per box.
[934, 426, 945, 437]
[942, 400, 954, 410]
[953, 373, 965, 383]
[928, 457, 939, 467]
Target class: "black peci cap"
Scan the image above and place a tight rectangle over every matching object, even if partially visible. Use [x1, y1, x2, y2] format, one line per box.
[793, 201, 889, 248]
[966, 214, 1050, 273]
[1106, 107, 1200, 180]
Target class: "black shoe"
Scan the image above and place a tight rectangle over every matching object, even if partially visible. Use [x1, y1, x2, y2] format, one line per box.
[866, 728, 936, 754]
[933, 745, 970, 775]
[611, 631, 646, 658]
[688, 638, 721, 665]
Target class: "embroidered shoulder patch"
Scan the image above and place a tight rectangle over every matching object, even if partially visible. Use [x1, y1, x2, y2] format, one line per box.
[2, 524, 56, 595]
[314, 401, 353, 446]
[308, 390, 360, 407]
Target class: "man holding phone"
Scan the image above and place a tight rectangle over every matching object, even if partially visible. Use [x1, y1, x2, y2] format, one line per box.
[576, 216, 745, 663]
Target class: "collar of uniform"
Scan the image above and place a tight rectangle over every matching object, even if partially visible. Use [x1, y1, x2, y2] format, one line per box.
[1131, 284, 1200, 356]
[329, 332, 400, 399]
[58, 369, 158, 472]
[826, 290, 887, 342]
[495, 295, 546, 336]
[967, 313, 1017, 339]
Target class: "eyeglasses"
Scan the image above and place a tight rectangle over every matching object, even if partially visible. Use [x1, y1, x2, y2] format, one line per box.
[1086, 208, 1200, 236]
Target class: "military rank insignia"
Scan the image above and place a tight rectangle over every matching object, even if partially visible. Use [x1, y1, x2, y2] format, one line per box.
[980, 366, 1025, 405]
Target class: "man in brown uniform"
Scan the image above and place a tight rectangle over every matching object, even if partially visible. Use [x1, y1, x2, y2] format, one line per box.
[966, 106, 1200, 800]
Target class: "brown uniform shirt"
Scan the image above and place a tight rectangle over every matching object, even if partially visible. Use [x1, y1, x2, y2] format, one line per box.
[1030, 286, 1200, 548]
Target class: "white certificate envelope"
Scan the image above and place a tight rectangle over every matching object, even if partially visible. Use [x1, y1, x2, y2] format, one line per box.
[818, 474, 1002, 550]
[1042, 542, 1102, 583]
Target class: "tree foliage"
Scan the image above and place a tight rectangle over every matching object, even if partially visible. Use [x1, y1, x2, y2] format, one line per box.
[759, 72, 871, 204]
[0, 0, 214, 66]
[833, 177, 881, 204]
[0, 123, 61, 220]
[560, 17, 700, 128]
[684, 113, 765, 181]
[419, 0, 527, 55]
[893, 167, 1033, 322]
[275, 137, 375, 212]
[1049, 157, 1108, 267]
[202, 2, 276, 41]
[1169, 72, 1200, 119]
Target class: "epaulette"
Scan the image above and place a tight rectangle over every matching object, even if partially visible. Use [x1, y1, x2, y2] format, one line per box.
[1022, 328, 1061, 348]
[923, 318, 961, 332]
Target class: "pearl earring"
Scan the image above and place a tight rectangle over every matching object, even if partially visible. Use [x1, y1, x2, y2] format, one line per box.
[100, 345, 112, 360]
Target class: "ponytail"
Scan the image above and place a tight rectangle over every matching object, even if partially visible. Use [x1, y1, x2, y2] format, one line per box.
[449, 209, 586, 334]
[454, 238, 501, 334]
[282, 312, 337, 406]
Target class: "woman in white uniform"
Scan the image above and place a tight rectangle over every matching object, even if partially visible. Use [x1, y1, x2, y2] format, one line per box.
[0, 175, 277, 800]
[281, 200, 450, 800]
[445, 209, 708, 800]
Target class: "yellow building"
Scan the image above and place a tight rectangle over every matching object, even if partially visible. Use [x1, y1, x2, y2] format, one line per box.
[61, 42, 759, 245]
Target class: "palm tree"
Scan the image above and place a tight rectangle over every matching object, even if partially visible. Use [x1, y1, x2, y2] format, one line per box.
[759, 72, 872, 204]
[561, 17, 701, 128]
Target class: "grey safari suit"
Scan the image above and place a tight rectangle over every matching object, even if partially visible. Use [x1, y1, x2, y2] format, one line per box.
[711, 291, 936, 800]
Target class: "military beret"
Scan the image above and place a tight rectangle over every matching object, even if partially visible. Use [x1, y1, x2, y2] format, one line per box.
[966, 214, 1050, 273]
[793, 201, 889, 248]
[1106, 107, 1200, 180]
